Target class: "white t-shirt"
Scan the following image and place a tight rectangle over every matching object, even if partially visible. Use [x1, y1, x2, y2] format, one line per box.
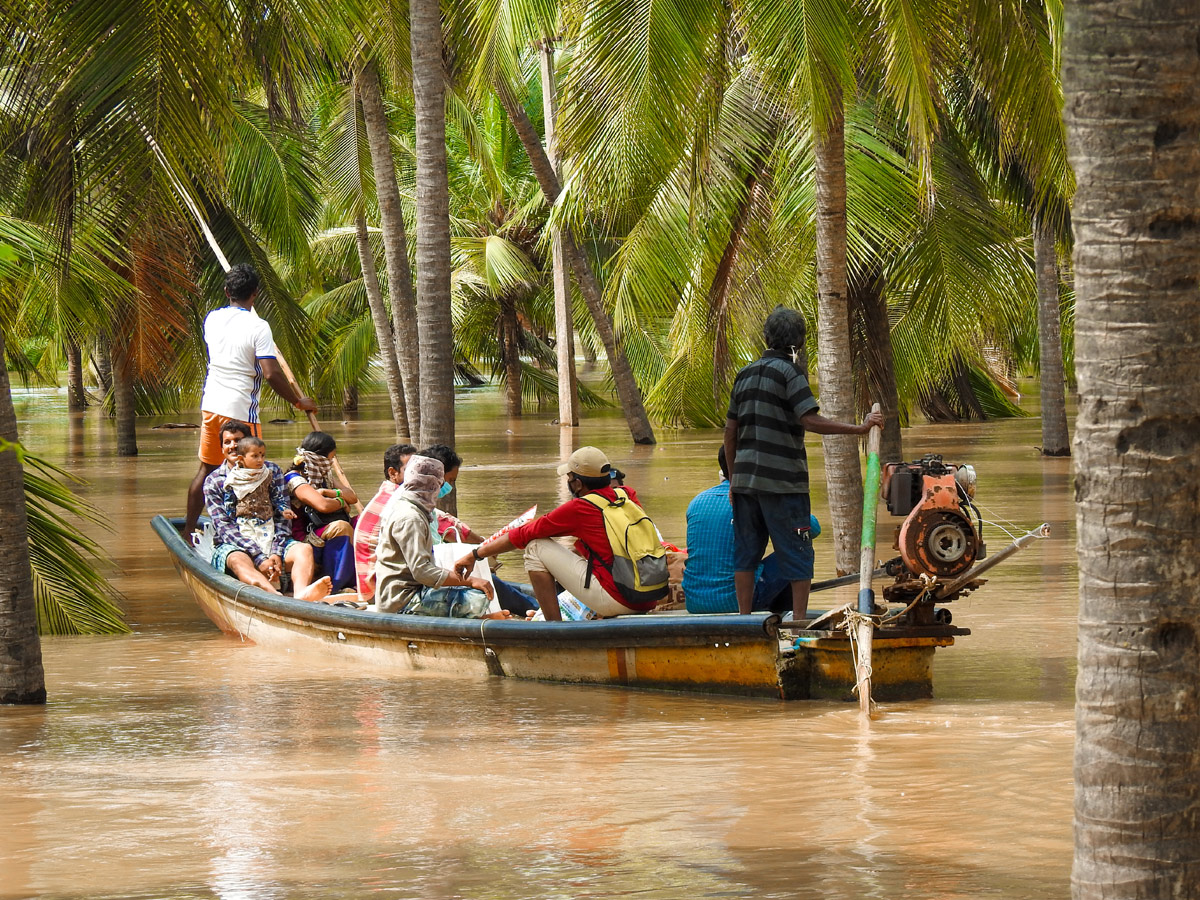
[200, 306, 276, 422]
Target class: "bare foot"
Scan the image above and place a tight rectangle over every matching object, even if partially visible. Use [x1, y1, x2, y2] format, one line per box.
[295, 576, 332, 603]
[482, 610, 513, 620]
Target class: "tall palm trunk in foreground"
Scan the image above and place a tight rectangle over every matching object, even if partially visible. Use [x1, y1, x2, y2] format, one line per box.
[496, 88, 655, 444]
[1035, 218, 1070, 455]
[0, 329, 46, 705]
[409, 0, 455, 450]
[813, 99, 862, 573]
[357, 62, 421, 440]
[1064, 4, 1200, 897]
[354, 211, 409, 439]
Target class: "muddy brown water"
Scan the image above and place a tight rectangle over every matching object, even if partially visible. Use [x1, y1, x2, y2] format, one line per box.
[1, 385, 1076, 899]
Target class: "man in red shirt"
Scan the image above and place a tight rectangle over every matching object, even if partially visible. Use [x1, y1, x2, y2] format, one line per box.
[453, 447, 650, 620]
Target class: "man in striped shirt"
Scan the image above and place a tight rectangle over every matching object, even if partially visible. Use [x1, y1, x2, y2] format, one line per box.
[723, 307, 882, 620]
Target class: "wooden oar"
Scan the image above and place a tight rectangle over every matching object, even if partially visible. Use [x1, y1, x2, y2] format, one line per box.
[855, 403, 884, 717]
[274, 349, 363, 517]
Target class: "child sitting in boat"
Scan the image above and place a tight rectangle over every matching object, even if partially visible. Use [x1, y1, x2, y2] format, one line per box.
[204, 433, 331, 603]
[374, 455, 510, 618]
[225, 436, 295, 582]
[285, 431, 360, 593]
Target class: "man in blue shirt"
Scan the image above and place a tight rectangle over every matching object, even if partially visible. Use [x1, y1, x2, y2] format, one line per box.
[683, 446, 820, 614]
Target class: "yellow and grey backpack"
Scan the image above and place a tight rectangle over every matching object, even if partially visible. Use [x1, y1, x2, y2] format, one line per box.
[581, 488, 669, 608]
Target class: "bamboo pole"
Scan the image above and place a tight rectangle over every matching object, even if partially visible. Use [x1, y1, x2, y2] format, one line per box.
[856, 403, 883, 717]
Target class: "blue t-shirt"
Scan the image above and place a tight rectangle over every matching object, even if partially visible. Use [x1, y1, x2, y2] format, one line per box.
[683, 482, 821, 613]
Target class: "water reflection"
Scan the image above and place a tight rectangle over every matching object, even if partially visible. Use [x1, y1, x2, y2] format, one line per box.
[1, 384, 1075, 899]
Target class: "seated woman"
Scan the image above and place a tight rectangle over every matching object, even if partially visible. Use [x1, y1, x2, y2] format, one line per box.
[284, 431, 360, 592]
[374, 455, 509, 618]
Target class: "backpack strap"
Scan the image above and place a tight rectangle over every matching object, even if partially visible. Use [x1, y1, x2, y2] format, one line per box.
[578, 489, 623, 584]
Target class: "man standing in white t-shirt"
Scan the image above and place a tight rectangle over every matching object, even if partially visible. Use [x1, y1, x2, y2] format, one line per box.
[184, 264, 316, 535]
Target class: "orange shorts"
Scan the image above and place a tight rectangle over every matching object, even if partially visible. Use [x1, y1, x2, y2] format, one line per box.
[197, 413, 261, 466]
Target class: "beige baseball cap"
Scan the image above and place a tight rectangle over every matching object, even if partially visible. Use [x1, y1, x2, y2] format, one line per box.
[557, 446, 612, 478]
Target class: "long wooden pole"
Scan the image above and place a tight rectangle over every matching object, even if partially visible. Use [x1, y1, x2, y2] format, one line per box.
[856, 403, 883, 717]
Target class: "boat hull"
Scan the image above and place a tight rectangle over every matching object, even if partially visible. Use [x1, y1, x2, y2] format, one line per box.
[153, 516, 967, 701]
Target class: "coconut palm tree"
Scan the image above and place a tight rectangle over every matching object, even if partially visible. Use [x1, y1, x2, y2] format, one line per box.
[552, 0, 1060, 568]
[1064, 3, 1200, 896]
[0, 328, 44, 705]
[312, 74, 411, 436]
[410, 0, 457, 449]
[449, 0, 657, 443]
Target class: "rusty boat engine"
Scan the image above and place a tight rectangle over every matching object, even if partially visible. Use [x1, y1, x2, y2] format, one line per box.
[879, 454, 985, 623]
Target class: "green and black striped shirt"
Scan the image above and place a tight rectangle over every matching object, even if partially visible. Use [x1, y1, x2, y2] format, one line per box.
[726, 350, 820, 494]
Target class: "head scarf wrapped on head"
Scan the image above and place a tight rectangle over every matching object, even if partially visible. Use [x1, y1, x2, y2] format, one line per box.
[400, 455, 444, 514]
[294, 448, 334, 487]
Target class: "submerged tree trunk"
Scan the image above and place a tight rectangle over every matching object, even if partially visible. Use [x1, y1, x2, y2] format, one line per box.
[358, 61, 421, 440]
[496, 86, 656, 444]
[851, 270, 902, 464]
[355, 211, 409, 439]
[409, 0, 455, 449]
[813, 98, 862, 573]
[93, 339, 113, 397]
[539, 41, 580, 428]
[342, 384, 359, 412]
[110, 339, 137, 456]
[1064, 4, 1200, 897]
[1035, 218, 1070, 456]
[0, 330, 46, 705]
[66, 340, 87, 411]
[499, 295, 523, 416]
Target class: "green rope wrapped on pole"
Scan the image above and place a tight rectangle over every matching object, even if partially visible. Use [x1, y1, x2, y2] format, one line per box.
[858, 416, 883, 615]
[856, 403, 883, 717]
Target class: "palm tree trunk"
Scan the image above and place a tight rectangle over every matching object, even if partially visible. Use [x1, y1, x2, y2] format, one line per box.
[66, 340, 87, 411]
[499, 295, 523, 416]
[0, 330, 46, 705]
[110, 339, 137, 456]
[409, 0, 455, 448]
[357, 61, 421, 440]
[93, 339, 113, 397]
[1064, 5, 1200, 897]
[355, 211, 410, 439]
[1035, 217, 1070, 456]
[851, 270, 902, 464]
[813, 98, 862, 573]
[538, 41, 580, 428]
[495, 85, 656, 444]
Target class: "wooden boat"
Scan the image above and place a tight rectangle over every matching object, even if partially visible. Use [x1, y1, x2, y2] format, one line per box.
[152, 515, 972, 701]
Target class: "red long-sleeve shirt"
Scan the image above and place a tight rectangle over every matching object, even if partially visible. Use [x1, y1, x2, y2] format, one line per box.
[508, 486, 644, 608]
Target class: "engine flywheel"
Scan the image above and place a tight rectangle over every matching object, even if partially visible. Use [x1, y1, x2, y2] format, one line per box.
[900, 509, 977, 578]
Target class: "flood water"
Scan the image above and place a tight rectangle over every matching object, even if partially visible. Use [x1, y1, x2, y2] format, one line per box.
[1, 384, 1077, 899]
